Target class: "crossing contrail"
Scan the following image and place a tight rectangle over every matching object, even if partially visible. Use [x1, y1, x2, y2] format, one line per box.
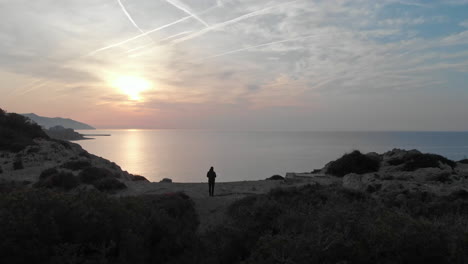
[87, 15, 193, 55]
[199, 33, 318, 61]
[127, 31, 194, 57]
[171, 0, 298, 45]
[166, 0, 209, 27]
[117, 0, 145, 34]
[88, 5, 218, 56]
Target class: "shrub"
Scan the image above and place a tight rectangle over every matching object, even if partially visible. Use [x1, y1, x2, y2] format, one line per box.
[61, 160, 92, 171]
[326, 150, 380, 177]
[0, 109, 49, 152]
[0, 180, 29, 192]
[206, 185, 468, 264]
[79, 167, 115, 184]
[402, 153, 456, 171]
[428, 172, 452, 183]
[160, 178, 172, 183]
[266, 175, 284, 180]
[13, 159, 23, 170]
[0, 165, 2, 174]
[132, 175, 149, 181]
[34, 171, 79, 191]
[459, 159, 468, 164]
[0, 189, 199, 264]
[92, 177, 126, 191]
[79, 151, 91, 158]
[39, 167, 58, 179]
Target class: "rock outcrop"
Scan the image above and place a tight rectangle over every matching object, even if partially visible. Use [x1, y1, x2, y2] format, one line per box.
[334, 149, 467, 197]
[45, 125, 88, 141]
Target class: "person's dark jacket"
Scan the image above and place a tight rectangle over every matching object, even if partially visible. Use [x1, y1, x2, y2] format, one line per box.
[207, 169, 216, 182]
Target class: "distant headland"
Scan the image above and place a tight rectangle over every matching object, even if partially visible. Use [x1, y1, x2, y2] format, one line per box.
[21, 113, 95, 130]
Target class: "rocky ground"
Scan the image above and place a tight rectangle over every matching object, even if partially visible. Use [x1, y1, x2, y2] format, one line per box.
[0, 139, 139, 187]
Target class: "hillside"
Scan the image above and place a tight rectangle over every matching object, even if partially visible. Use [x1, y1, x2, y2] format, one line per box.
[21, 113, 95, 130]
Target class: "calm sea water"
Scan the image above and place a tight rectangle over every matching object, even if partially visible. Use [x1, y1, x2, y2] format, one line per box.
[75, 130, 468, 182]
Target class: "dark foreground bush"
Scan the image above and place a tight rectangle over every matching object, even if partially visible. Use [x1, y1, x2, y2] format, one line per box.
[39, 167, 58, 179]
[61, 160, 92, 170]
[459, 159, 468, 164]
[326, 150, 380, 177]
[203, 185, 468, 264]
[132, 175, 149, 181]
[0, 189, 199, 264]
[79, 167, 115, 183]
[389, 152, 456, 171]
[35, 171, 79, 191]
[13, 159, 23, 170]
[0, 109, 48, 152]
[93, 177, 126, 191]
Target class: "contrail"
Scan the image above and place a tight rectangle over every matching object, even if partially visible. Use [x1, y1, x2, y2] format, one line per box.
[171, 0, 299, 45]
[117, 0, 145, 34]
[14, 81, 49, 97]
[199, 34, 318, 61]
[166, 0, 209, 27]
[126, 31, 193, 57]
[87, 14, 193, 55]
[88, 5, 217, 55]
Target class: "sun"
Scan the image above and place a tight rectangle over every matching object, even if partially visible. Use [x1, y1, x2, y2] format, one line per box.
[112, 75, 151, 101]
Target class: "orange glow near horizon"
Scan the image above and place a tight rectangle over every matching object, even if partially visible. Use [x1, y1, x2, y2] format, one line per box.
[112, 75, 151, 101]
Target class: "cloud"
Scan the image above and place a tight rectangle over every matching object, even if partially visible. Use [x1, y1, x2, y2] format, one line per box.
[1, 0, 468, 129]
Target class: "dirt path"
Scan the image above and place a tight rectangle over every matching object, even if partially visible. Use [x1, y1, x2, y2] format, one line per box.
[123, 177, 340, 232]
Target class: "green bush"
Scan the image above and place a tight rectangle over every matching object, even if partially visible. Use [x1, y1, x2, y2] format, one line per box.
[0, 189, 199, 264]
[34, 171, 79, 191]
[326, 150, 380, 177]
[0, 109, 49, 152]
[61, 160, 92, 171]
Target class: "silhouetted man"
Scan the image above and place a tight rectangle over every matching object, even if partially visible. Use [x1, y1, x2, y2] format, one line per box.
[207, 166, 216, 197]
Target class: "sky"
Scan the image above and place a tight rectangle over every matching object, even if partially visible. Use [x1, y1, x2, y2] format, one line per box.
[1, 0, 467, 130]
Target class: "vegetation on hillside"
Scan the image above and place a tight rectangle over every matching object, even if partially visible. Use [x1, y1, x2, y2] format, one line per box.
[0, 108, 49, 152]
[36, 166, 127, 192]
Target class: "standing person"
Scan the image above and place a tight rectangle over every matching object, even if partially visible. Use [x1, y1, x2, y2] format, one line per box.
[207, 166, 216, 197]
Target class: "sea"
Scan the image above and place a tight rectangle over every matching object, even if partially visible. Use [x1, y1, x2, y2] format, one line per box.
[75, 130, 468, 182]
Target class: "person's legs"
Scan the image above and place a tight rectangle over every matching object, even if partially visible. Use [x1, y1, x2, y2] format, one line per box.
[209, 180, 215, 196]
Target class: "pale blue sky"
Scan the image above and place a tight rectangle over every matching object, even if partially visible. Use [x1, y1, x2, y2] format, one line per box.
[0, 0, 467, 130]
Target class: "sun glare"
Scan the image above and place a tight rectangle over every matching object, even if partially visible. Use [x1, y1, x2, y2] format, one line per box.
[113, 75, 151, 101]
